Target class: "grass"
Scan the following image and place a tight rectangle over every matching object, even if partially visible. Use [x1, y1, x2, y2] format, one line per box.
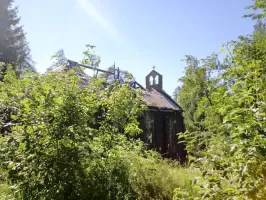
[0, 183, 14, 200]
[0, 150, 200, 200]
[125, 154, 200, 200]
[0, 169, 15, 200]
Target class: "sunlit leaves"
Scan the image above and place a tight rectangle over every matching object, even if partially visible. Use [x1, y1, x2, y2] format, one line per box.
[0, 67, 147, 199]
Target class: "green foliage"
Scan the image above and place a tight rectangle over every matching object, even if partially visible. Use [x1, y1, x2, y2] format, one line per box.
[0, 67, 195, 199]
[0, 67, 143, 199]
[175, 54, 222, 159]
[196, 32, 266, 199]
[82, 44, 101, 68]
[175, 25, 266, 200]
[244, 0, 266, 20]
[175, 2, 266, 197]
[99, 65, 133, 84]
[0, 167, 15, 200]
[127, 158, 198, 199]
[48, 49, 68, 71]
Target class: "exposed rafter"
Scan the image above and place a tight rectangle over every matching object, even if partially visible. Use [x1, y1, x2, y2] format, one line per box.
[68, 59, 115, 75]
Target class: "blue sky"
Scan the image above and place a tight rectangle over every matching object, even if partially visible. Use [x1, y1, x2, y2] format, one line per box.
[15, 0, 254, 95]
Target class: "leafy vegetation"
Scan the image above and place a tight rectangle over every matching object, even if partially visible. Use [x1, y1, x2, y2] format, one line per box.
[174, 1, 266, 199]
[2, 0, 266, 199]
[0, 64, 196, 199]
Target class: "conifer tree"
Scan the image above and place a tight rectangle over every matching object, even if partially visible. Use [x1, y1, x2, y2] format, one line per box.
[0, 0, 35, 72]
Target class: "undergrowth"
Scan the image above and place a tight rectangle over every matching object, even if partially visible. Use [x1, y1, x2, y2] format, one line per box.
[0, 67, 197, 200]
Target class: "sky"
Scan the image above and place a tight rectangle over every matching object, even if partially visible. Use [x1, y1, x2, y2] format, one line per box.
[15, 0, 255, 95]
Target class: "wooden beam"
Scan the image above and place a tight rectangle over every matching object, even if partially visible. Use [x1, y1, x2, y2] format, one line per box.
[68, 60, 114, 74]
[133, 81, 145, 90]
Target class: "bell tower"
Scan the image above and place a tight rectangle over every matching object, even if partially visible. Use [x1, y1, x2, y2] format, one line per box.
[145, 66, 163, 91]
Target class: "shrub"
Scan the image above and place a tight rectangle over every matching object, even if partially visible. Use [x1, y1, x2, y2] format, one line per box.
[0, 68, 195, 199]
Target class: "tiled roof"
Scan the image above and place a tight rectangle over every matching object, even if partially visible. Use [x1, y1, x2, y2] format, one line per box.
[50, 65, 90, 86]
[141, 88, 182, 111]
[50, 65, 182, 111]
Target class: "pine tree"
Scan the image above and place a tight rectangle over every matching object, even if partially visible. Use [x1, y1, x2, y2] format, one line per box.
[0, 0, 35, 72]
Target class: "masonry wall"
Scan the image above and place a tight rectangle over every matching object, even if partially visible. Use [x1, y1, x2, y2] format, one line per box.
[139, 109, 187, 163]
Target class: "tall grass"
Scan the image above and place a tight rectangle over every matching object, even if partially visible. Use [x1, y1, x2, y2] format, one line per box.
[0, 183, 14, 200]
[0, 158, 198, 200]
[0, 168, 15, 200]
[121, 148, 199, 199]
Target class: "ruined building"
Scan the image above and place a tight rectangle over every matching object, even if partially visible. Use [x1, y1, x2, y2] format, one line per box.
[131, 69, 187, 162]
[52, 61, 187, 162]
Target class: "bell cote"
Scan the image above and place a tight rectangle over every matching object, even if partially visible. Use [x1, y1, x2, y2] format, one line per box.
[145, 66, 163, 91]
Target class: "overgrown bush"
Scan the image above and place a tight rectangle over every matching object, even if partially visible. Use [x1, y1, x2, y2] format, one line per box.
[0, 67, 143, 199]
[0, 67, 195, 199]
[176, 25, 266, 200]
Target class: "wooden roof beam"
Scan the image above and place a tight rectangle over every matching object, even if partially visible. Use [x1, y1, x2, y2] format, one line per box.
[68, 60, 114, 74]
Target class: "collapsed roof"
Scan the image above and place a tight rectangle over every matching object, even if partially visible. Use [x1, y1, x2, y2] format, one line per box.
[50, 60, 182, 112]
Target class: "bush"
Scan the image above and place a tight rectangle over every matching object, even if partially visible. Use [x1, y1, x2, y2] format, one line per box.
[0, 68, 143, 199]
[175, 30, 266, 200]
[0, 68, 196, 199]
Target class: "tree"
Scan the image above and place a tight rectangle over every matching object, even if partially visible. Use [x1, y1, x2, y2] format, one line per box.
[82, 44, 101, 68]
[0, 0, 35, 73]
[80, 44, 133, 83]
[195, 31, 266, 199]
[175, 54, 221, 132]
[99, 65, 134, 84]
[244, 0, 266, 20]
[176, 12, 266, 197]
[253, 18, 266, 34]
[47, 49, 67, 71]
[175, 54, 222, 158]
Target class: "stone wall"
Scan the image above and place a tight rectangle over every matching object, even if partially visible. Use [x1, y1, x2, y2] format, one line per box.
[139, 109, 187, 163]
